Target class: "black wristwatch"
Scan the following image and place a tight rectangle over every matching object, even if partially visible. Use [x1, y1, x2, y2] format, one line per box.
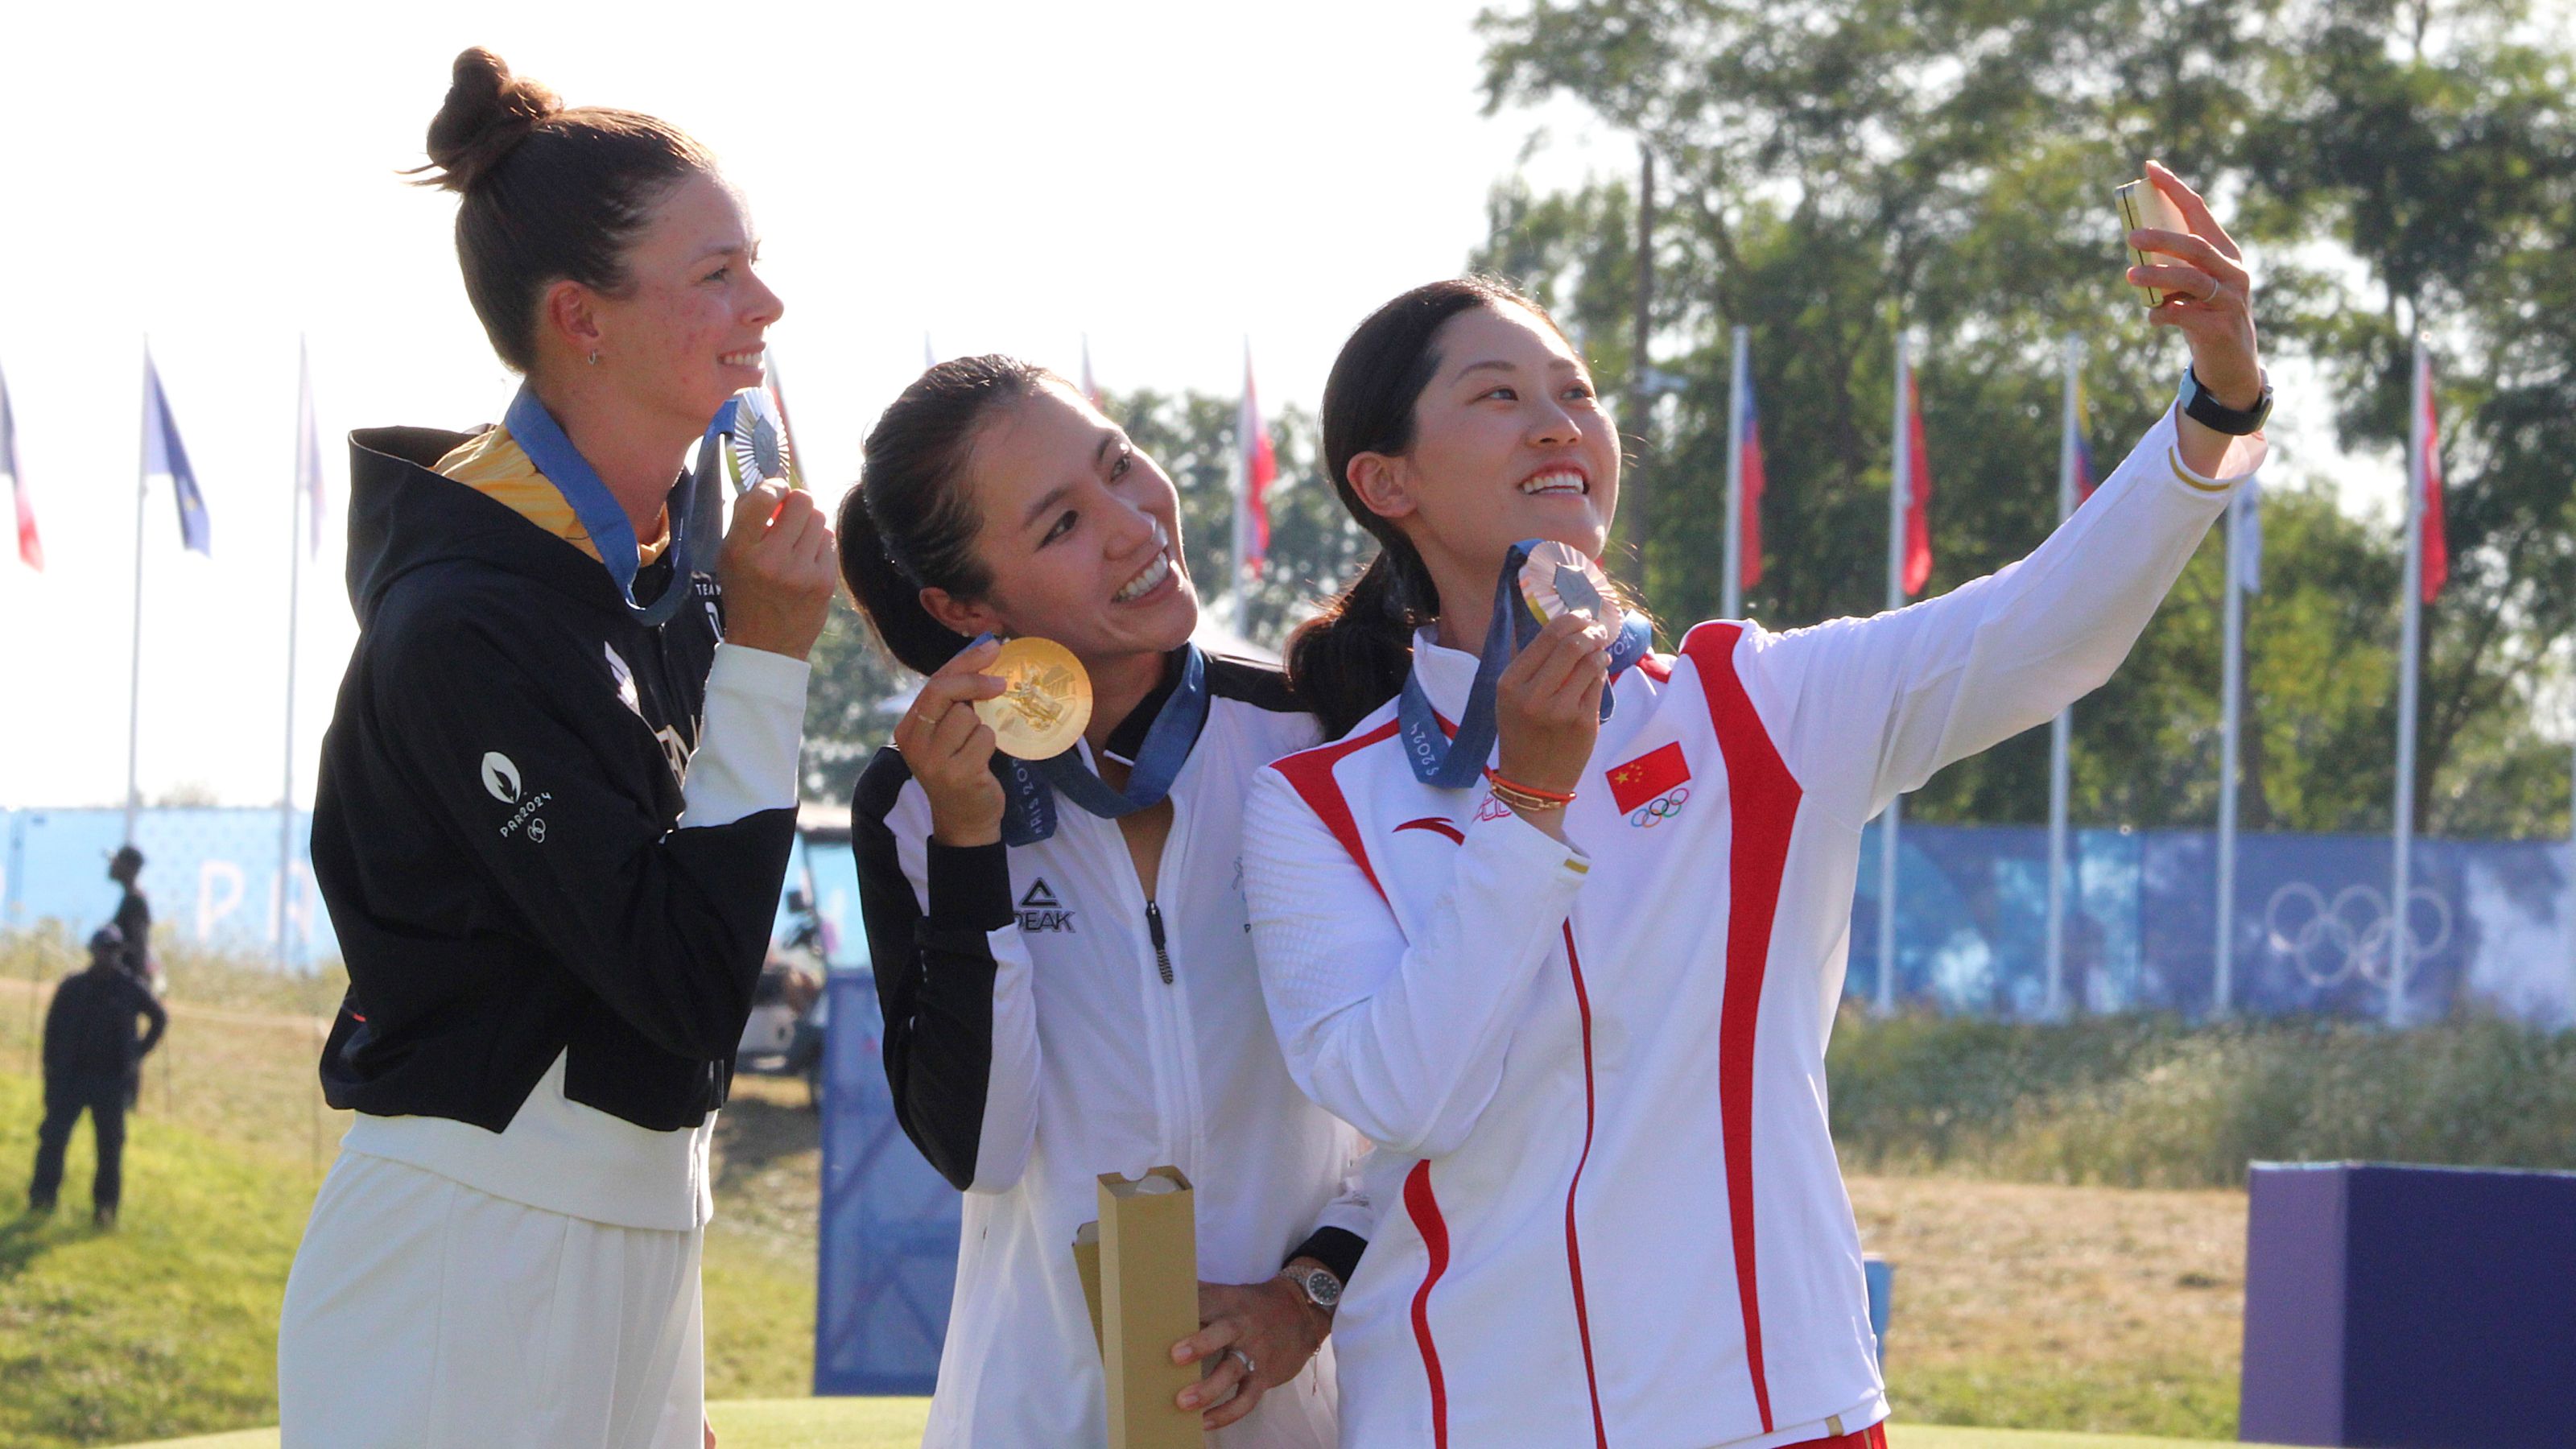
[2179, 365, 2272, 436]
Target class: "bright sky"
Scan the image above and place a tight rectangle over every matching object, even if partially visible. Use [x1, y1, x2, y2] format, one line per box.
[0, 0, 1617, 808]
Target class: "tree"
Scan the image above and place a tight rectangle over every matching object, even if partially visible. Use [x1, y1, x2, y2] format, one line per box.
[1096, 390, 1374, 650]
[1472, 0, 2574, 835]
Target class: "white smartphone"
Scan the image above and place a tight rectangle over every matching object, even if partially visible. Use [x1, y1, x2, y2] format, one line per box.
[2115, 179, 2192, 308]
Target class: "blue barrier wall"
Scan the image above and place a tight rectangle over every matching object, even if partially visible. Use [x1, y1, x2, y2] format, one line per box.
[0, 807, 870, 972]
[1847, 821, 2576, 1026]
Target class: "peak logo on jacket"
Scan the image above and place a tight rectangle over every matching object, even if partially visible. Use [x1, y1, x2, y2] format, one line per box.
[1017, 879, 1075, 933]
[481, 750, 552, 840]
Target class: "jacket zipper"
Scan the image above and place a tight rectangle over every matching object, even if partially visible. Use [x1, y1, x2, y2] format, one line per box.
[1144, 900, 1175, 985]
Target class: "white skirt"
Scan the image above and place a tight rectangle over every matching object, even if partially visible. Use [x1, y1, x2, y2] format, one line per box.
[278, 1150, 704, 1449]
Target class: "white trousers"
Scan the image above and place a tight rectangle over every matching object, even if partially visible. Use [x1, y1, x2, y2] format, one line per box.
[278, 1150, 704, 1449]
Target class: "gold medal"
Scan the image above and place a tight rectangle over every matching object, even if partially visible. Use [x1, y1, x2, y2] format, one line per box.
[974, 637, 1093, 760]
[1516, 541, 1622, 629]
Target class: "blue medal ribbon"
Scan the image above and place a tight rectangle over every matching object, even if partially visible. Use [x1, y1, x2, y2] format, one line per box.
[994, 646, 1212, 846]
[504, 384, 736, 628]
[1397, 539, 1654, 789]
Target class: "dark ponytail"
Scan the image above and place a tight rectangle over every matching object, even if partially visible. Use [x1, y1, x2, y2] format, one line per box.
[837, 356, 1056, 675]
[1287, 275, 1559, 739]
[412, 47, 714, 372]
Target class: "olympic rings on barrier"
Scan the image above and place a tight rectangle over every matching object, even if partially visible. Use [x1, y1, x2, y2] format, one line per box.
[1629, 786, 1690, 828]
[2263, 881, 2453, 989]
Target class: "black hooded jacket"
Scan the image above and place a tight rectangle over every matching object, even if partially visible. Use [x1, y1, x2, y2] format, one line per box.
[309, 427, 791, 1133]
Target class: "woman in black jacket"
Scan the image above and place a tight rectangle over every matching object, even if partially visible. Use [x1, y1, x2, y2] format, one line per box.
[276, 48, 835, 1449]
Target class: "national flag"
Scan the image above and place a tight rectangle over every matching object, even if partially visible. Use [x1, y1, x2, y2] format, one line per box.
[1238, 344, 1276, 572]
[760, 353, 807, 488]
[2072, 377, 2098, 503]
[1738, 361, 1767, 589]
[2, 363, 38, 571]
[1901, 371, 1933, 595]
[296, 340, 325, 556]
[143, 353, 210, 555]
[1080, 335, 1107, 413]
[1607, 741, 1692, 814]
[2231, 481, 2263, 595]
[2416, 349, 2447, 602]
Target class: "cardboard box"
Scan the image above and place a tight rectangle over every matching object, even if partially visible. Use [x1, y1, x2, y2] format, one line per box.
[1096, 1166, 1201, 1448]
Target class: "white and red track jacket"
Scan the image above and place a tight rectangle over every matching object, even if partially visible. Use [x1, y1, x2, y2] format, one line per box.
[1243, 409, 2262, 1449]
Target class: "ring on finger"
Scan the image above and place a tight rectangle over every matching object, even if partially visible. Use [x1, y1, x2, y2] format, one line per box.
[1228, 1346, 1257, 1380]
[2200, 278, 2223, 305]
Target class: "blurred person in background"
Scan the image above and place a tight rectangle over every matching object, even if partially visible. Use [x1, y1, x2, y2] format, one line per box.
[27, 923, 167, 1228]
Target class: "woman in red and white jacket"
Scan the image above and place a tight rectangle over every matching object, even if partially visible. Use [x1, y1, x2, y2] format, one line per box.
[1242, 163, 2268, 1449]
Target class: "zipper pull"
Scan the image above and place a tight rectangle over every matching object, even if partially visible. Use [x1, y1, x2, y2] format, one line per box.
[1145, 900, 1175, 985]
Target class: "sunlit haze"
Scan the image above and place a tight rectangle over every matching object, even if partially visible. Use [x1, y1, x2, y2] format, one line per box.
[0, 0, 1619, 807]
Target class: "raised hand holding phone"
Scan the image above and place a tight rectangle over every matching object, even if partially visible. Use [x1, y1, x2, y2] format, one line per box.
[2116, 159, 2267, 473]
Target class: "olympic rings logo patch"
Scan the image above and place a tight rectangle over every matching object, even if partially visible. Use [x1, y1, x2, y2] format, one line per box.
[1629, 786, 1690, 828]
[2264, 881, 2452, 989]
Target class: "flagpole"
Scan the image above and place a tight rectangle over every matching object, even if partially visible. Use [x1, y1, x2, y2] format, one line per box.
[278, 339, 308, 972]
[2047, 334, 2079, 1018]
[1878, 330, 1909, 1016]
[1723, 325, 1748, 619]
[2217, 483, 2245, 1017]
[125, 343, 151, 845]
[2392, 333, 2427, 1027]
[1234, 337, 1255, 638]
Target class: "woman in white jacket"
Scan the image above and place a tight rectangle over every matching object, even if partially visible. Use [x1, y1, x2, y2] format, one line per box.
[1243, 162, 2269, 1449]
[837, 357, 1373, 1447]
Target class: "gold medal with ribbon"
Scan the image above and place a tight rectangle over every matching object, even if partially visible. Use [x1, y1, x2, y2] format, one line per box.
[975, 637, 1094, 760]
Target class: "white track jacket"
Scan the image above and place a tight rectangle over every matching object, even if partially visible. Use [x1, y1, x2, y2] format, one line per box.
[1242, 409, 2262, 1449]
[852, 654, 1373, 1449]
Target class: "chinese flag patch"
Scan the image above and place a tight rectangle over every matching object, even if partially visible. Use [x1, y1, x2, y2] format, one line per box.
[1606, 741, 1691, 814]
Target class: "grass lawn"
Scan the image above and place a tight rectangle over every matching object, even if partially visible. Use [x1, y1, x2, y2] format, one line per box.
[1851, 1175, 2246, 1439]
[5, 953, 2265, 1447]
[0, 966, 815, 1447]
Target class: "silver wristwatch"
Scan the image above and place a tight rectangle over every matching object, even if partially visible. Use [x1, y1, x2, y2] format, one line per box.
[1280, 1264, 1344, 1311]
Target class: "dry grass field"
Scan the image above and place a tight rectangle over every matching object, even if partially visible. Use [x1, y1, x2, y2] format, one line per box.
[1852, 1175, 2244, 1437]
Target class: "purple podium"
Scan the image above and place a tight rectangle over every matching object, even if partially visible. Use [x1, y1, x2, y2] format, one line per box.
[2240, 1162, 2576, 1447]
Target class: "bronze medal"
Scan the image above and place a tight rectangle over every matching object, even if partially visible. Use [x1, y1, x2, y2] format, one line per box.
[1516, 540, 1622, 628]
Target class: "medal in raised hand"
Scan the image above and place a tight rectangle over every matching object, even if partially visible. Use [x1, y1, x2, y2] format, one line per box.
[975, 637, 1094, 761]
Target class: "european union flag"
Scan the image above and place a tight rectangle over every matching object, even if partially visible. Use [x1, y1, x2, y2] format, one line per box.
[142, 353, 209, 555]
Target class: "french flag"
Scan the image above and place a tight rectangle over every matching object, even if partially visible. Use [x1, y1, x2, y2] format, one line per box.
[143, 353, 211, 555]
[2416, 349, 2447, 602]
[1901, 370, 1933, 596]
[1239, 344, 1275, 572]
[3, 362, 36, 572]
[1738, 363, 1766, 588]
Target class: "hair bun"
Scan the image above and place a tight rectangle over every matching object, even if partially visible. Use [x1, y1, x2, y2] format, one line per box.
[418, 47, 563, 194]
